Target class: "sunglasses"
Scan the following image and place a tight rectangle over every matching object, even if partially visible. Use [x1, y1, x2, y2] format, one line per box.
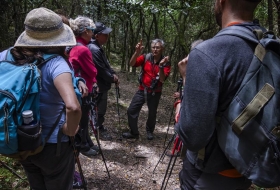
[86, 27, 95, 33]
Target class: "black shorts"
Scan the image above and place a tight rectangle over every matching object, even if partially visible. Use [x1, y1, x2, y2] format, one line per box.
[20, 142, 75, 190]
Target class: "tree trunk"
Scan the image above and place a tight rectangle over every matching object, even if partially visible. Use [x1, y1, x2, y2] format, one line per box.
[268, 0, 274, 31]
[273, 0, 280, 36]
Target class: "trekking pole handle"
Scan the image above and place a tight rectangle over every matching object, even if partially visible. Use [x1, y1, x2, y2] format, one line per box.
[176, 78, 183, 92]
[115, 82, 120, 98]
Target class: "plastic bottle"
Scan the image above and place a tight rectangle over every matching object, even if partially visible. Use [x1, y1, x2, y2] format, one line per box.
[19, 110, 40, 151]
[21, 110, 38, 136]
[22, 110, 36, 125]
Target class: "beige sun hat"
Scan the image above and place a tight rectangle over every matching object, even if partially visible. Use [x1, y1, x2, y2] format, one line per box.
[14, 7, 76, 47]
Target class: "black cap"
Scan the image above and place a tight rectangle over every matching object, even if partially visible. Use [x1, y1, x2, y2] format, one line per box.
[94, 22, 112, 34]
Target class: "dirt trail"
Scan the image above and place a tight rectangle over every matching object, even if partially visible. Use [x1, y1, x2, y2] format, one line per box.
[80, 70, 181, 190]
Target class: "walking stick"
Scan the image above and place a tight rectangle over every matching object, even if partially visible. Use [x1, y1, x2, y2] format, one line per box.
[115, 82, 123, 140]
[70, 136, 87, 190]
[163, 106, 175, 147]
[115, 82, 121, 128]
[89, 89, 110, 178]
[153, 133, 176, 173]
[0, 160, 26, 180]
[160, 135, 182, 190]
[163, 78, 183, 147]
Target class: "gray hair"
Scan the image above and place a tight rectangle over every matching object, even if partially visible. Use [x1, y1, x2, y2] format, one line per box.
[151, 39, 165, 48]
[69, 16, 95, 36]
[191, 39, 203, 50]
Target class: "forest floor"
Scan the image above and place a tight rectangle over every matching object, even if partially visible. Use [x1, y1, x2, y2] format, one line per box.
[80, 69, 182, 190]
[77, 68, 280, 190]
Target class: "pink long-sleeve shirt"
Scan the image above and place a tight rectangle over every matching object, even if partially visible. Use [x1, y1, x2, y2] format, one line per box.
[69, 37, 97, 93]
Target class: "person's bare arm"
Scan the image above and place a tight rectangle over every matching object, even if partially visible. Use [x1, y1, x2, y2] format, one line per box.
[54, 73, 81, 136]
[178, 55, 189, 86]
[78, 80, 88, 98]
[159, 56, 170, 82]
[129, 39, 144, 66]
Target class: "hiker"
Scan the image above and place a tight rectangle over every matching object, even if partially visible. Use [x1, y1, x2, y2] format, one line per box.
[176, 0, 262, 189]
[175, 39, 203, 119]
[123, 39, 171, 140]
[166, 39, 203, 158]
[88, 22, 119, 141]
[68, 16, 99, 157]
[2, 7, 82, 189]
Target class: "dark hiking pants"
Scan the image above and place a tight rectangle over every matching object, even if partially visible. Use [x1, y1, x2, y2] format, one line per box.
[96, 91, 108, 128]
[179, 157, 252, 190]
[127, 90, 161, 135]
[20, 142, 75, 190]
[79, 96, 94, 151]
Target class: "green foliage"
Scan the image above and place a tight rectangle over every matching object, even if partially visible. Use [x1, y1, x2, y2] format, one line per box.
[0, 156, 28, 189]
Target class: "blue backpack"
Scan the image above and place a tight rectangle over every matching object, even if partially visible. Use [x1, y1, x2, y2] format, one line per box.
[216, 26, 280, 188]
[0, 49, 81, 160]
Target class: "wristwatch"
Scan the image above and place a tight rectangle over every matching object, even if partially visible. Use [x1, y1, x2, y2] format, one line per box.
[159, 65, 164, 69]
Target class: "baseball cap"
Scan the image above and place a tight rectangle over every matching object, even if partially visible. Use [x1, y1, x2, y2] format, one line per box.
[94, 22, 112, 34]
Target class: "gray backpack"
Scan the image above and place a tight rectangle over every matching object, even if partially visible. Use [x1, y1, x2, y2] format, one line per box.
[216, 26, 280, 188]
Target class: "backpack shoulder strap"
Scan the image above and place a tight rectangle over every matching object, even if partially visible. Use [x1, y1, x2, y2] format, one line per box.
[4, 48, 14, 60]
[36, 54, 59, 67]
[140, 53, 152, 74]
[144, 53, 152, 63]
[44, 106, 66, 143]
[215, 25, 260, 44]
[0, 48, 17, 65]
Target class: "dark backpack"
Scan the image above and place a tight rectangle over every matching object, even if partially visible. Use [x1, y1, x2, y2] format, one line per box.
[216, 26, 280, 188]
[138, 53, 152, 85]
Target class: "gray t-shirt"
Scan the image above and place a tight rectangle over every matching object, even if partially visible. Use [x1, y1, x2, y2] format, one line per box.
[39, 56, 71, 143]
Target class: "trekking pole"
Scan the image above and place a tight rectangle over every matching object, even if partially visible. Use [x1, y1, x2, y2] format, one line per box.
[89, 105, 110, 178]
[70, 136, 87, 190]
[163, 78, 183, 147]
[160, 135, 182, 190]
[115, 82, 123, 140]
[163, 106, 175, 147]
[115, 82, 121, 127]
[89, 90, 110, 178]
[153, 133, 176, 173]
[0, 160, 26, 180]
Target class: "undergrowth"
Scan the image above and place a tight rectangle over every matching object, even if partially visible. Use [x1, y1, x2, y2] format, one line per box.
[0, 156, 28, 189]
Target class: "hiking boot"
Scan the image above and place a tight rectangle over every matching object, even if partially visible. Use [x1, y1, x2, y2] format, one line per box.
[81, 149, 98, 157]
[91, 145, 100, 152]
[122, 132, 139, 139]
[99, 127, 112, 141]
[99, 126, 108, 132]
[100, 131, 112, 141]
[147, 132, 154, 140]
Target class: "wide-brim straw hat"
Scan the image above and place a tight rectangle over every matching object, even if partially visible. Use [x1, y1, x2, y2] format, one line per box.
[14, 7, 76, 47]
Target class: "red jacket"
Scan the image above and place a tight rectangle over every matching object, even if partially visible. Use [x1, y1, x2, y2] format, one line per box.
[134, 54, 171, 92]
[69, 37, 97, 93]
